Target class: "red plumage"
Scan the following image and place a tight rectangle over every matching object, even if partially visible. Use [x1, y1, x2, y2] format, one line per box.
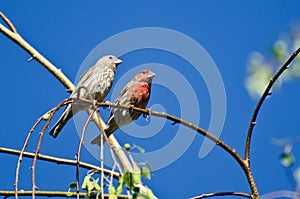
[90, 69, 156, 145]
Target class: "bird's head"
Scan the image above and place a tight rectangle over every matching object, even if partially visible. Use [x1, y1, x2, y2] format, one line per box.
[134, 69, 156, 83]
[101, 55, 122, 68]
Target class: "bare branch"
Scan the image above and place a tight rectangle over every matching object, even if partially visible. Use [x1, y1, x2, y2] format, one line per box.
[31, 99, 74, 198]
[0, 13, 132, 179]
[190, 191, 252, 199]
[77, 100, 259, 198]
[0, 12, 18, 33]
[245, 47, 300, 166]
[0, 23, 74, 90]
[0, 190, 128, 198]
[76, 109, 96, 199]
[15, 116, 43, 199]
[0, 147, 118, 177]
[15, 98, 71, 199]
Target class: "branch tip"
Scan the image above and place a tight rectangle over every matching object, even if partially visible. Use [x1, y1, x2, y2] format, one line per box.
[245, 47, 300, 175]
[27, 57, 34, 62]
[0, 12, 18, 33]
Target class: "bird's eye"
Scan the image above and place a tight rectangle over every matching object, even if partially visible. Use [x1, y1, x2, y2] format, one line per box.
[109, 56, 113, 59]
[142, 71, 146, 75]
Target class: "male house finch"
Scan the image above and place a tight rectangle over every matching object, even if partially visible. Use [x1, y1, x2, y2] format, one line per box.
[90, 69, 156, 145]
[49, 55, 122, 138]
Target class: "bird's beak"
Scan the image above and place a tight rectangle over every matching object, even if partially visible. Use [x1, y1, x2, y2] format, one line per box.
[149, 71, 156, 77]
[115, 59, 122, 66]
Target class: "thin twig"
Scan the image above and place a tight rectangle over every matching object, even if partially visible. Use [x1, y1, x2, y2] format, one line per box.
[14, 117, 43, 199]
[80, 100, 259, 198]
[190, 191, 252, 199]
[15, 98, 71, 199]
[245, 47, 300, 167]
[0, 190, 128, 198]
[0, 147, 118, 177]
[75, 86, 113, 198]
[0, 15, 133, 179]
[76, 109, 96, 199]
[101, 134, 104, 199]
[0, 12, 18, 33]
[31, 99, 75, 198]
[0, 22, 74, 90]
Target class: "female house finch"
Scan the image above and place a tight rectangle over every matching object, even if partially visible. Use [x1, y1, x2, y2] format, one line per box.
[49, 55, 122, 138]
[90, 69, 156, 145]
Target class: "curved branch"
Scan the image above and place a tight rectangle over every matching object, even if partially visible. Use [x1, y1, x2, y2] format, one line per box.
[0, 190, 128, 198]
[31, 99, 73, 198]
[0, 23, 74, 91]
[0, 12, 18, 33]
[190, 191, 252, 199]
[15, 115, 44, 199]
[245, 47, 300, 166]
[79, 100, 259, 198]
[0, 15, 132, 173]
[76, 110, 95, 198]
[0, 147, 119, 178]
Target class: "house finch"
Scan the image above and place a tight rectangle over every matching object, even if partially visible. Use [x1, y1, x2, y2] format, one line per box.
[90, 69, 156, 145]
[49, 55, 122, 138]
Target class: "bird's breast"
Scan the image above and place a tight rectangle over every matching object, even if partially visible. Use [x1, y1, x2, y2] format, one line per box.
[131, 83, 150, 106]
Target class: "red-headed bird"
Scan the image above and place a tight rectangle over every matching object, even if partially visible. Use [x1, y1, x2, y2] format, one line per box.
[49, 55, 122, 138]
[90, 69, 156, 145]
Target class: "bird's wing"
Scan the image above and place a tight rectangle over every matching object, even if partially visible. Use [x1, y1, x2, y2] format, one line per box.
[114, 82, 134, 104]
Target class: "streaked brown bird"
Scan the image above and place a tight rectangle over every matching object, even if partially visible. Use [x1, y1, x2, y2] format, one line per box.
[49, 55, 122, 138]
[91, 69, 156, 145]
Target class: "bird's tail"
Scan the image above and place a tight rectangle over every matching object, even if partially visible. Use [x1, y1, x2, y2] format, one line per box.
[90, 117, 119, 146]
[49, 104, 74, 138]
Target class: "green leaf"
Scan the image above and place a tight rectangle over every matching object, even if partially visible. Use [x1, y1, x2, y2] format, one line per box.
[272, 40, 288, 63]
[81, 174, 92, 190]
[137, 193, 151, 199]
[69, 182, 77, 189]
[245, 64, 273, 98]
[132, 166, 141, 185]
[116, 175, 124, 194]
[141, 167, 151, 179]
[92, 178, 101, 192]
[123, 171, 134, 189]
[108, 186, 118, 199]
[133, 144, 145, 153]
[145, 161, 152, 174]
[108, 185, 116, 194]
[144, 187, 157, 199]
[123, 168, 141, 190]
[280, 153, 294, 167]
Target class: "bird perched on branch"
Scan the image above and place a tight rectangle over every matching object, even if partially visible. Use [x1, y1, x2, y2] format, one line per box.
[49, 55, 122, 138]
[90, 69, 156, 145]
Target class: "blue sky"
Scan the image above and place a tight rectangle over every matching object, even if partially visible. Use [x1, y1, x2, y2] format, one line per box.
[1, 1, 300, 199]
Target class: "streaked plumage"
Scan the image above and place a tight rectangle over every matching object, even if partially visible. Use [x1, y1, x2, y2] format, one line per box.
[49, 55, 122, 138]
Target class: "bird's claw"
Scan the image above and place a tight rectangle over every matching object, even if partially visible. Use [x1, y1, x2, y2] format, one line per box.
[104, 101, 112, 109]
[143, 108, 152, 121]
